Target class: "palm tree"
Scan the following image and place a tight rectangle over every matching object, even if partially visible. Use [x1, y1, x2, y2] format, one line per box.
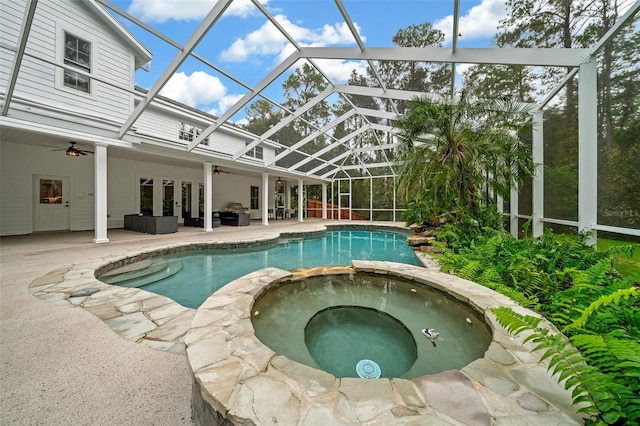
[395, 91, 536, 223]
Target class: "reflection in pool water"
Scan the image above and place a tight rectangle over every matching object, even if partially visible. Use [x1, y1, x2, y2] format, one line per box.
[252, 273, 492, 379]
[99, 230, 419, 308]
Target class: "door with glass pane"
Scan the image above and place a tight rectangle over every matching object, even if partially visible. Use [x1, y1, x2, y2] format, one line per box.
[198, 183, 204, 217]
[139, 177, 154, 215]
[163, 179, 175, 216]
[181, 181, 192, 222]
[275, 180, 286, 219]
[33, 175, 70, 231]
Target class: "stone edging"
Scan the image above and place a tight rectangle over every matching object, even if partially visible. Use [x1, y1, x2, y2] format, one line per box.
[187, 261, 584, 425]
[27, 224, 412, 355]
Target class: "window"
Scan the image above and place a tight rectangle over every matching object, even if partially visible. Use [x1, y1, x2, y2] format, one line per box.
[162, 179, 174, 216]
[39, 179, 63, 204]
[250, 186, 259, 210]
[245, 143, 263, 160]
[140, 178, 153, 215]
[63, 32, 91, 93]
[178, 121, 209, 145]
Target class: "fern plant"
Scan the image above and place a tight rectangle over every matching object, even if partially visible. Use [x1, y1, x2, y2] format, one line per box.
[493, 285, 640, 425]
[435, 217, 640, 424]
[492, 307, 624, 424]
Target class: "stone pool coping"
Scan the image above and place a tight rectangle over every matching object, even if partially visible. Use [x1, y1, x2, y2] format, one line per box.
[27, 224, 584, 425]
[187, 261, 584, 425]
[28, 223, 411, 355]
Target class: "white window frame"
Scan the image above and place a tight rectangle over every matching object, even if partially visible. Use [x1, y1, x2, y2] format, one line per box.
[250, 185, 259, 210]
[178, 121, 209, 145]
[245, 142, 264, 160]
[63, 32, 91, 93]
[56, 25, 95, 98]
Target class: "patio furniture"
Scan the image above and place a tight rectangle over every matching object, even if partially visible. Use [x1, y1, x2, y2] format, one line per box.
[124, 214, 178, 234]
[217, 202, 251, 226]
[144, 216, 178, 234]
[217, 211, 250, 226]
[124, 214, 137, 230]
[186, 216, 221, 228]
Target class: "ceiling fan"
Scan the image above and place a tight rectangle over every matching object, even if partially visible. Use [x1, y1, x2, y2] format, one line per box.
[212, 165, 230, 175]
[53, 142, 94, 157]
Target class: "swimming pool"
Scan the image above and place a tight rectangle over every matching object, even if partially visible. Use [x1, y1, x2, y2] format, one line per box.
[99, 230, 419, 308]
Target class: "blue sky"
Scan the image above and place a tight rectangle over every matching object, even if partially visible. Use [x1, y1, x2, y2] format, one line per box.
[106, 0, 509, 121]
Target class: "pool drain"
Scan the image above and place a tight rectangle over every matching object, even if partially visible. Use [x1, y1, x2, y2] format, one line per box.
[356, 359, 381, 379]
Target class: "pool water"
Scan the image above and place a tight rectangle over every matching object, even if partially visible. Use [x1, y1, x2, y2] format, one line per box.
[252, 273, 492, 378]
[305, 306, 418, 378]
[101, 230, 419, 308]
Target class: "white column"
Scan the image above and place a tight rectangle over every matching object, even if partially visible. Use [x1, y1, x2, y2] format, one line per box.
[297, 178, 304, 222]
[578, 59, 598, 247]
[349, 179, 353, 220]
[531, 109, 544, 237]
[321, 182, 327, 219]
[393, 176, 397, 222]
[496, 194, 504, 214]
[337, 180, 341, 221]
[93, 142, 109, 243]
[285, 182, 290, 217]
[510, 187, 519, 238]
[203, 162, 213, 232]
[262, 172, 269, 226]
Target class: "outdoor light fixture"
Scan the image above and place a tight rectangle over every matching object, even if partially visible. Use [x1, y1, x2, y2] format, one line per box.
[62, 142, 92, 156]
[213, 166, 220, 176]
[277, 177, 282, 185]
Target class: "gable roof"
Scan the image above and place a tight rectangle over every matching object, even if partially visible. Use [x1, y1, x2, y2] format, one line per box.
[85, 0, 152, 70]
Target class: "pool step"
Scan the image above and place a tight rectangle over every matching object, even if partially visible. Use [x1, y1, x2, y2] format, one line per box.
[100, 259, 183, 288]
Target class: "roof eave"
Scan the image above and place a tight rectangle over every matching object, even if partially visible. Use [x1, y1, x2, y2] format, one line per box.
[85, 0, 152, 70]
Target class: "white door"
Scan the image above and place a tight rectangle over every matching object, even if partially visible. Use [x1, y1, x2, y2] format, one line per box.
[33, 175, 70, 232]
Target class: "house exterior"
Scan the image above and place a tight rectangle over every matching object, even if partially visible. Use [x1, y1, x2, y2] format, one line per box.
[1, 0, 324, 241]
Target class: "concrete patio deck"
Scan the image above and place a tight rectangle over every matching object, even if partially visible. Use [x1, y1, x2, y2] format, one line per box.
[0, 220, 390, 425]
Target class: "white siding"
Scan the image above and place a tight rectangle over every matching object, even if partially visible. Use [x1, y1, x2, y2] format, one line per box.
[209, 130, 247, 155]
[1, 140, 275, 236]
[135, 108, 181, 142]
[136, 104, 276, 160]
[0, 140, 94, 235]
[0, 0, 135, 123]
[107, 157, 205, 223]
[0, 0, 25, 92]
[209, 173, 271, 217]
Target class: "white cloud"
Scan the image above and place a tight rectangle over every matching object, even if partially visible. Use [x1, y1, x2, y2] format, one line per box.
[219, 14, 363, 62]
[233, 117, 249, 127]
[434, 0, 508, 44]
[128, 0, 266, 24]
[310, 59, 368, 85]
[160, 71, 227, 107]
[456, 63, 473, 78]
[159, 71, 247, 118]
[220, 15, 289, 62]
[209, 94, 245, 117]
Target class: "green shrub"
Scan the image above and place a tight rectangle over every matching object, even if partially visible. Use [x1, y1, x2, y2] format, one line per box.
[435, 223, 640, 424]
